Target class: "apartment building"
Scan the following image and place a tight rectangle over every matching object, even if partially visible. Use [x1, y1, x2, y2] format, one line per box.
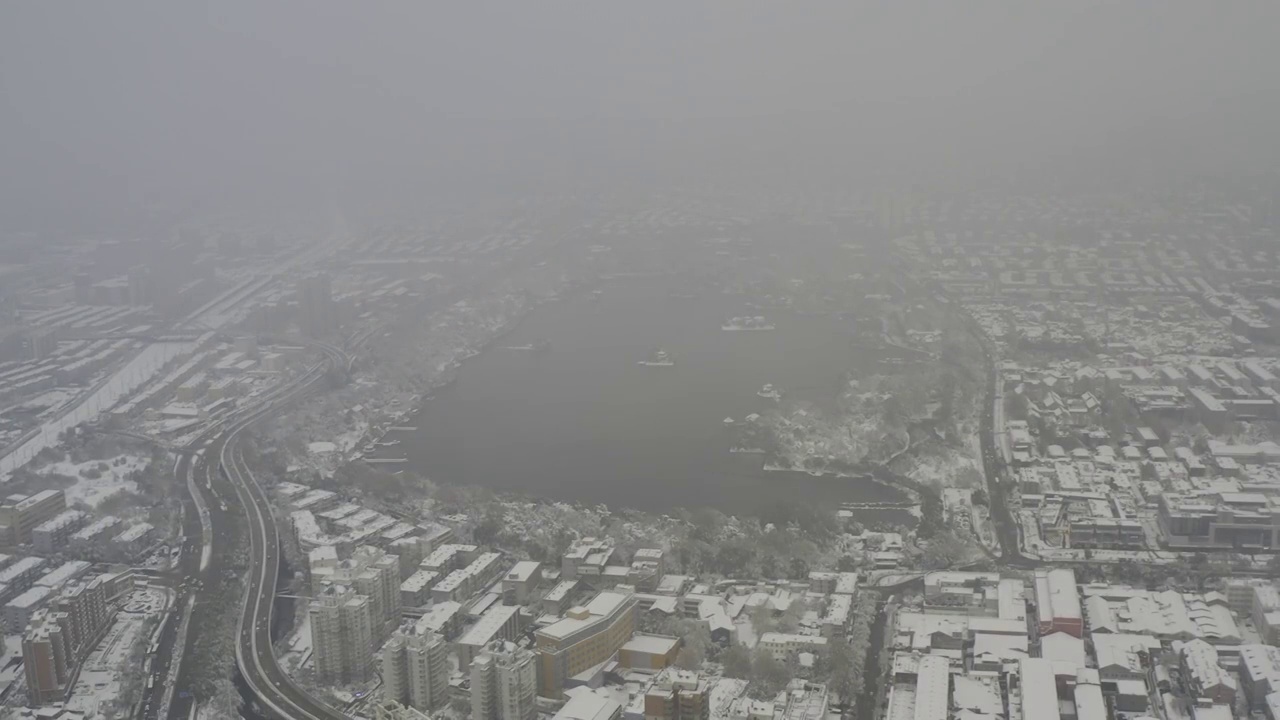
[400, 569, 439, 608]
[31, 510, 87, 554]
[561, 538, 613, 580]
[1158, 491, 1280, 549]
[311, 545, 401, 640]
[22, 610, 70, 705]
[503, 561, 542, 604]
[68, 516, 120, 558]
[5, 585, 53, 633]
[756, 633, 829, 662]
[456, 604, 523, 667]
[55, 576, 111, 653]
[0, 490, 66, 546]
[0, 556, 48, 603]
[382, 628, 448, 712]
[310, 586, 375, 685]
[543, 581, 579, 616]
[472, 642, 537, 720]
[21, 574, 114, 706]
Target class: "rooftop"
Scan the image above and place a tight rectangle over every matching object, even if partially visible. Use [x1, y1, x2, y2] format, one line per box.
[456, 603, 520, 647]
[538, 591, 634, 643]
[554, 689, 622, 720]
[620, 634, 679, 656]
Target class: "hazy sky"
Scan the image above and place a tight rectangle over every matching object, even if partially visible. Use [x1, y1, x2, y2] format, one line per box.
[3, 2, 1278, 227]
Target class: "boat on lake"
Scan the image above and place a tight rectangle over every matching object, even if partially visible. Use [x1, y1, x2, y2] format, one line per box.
[637, 349, 675, 367]
[722, 316, 775, 331]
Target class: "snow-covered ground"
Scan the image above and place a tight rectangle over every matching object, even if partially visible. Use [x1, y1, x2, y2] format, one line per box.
[735, 616, 759, 648]
[897, 446, 982, 490]
[0, 642, 25, 706]
[66, 587, 168, 716]
[0, 340, 199, 481]
[709, 678, 750, 720]
[7, 387, 79, 418]
[38, 453, 150, 508]
[278, 611, 313, 675]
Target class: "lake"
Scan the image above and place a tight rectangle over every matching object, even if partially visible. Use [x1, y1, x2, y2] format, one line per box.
[399, 277, 910, 517]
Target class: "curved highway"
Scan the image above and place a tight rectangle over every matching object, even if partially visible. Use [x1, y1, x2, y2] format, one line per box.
[158, 349, 353, 719]
[224, 385, 350, 720]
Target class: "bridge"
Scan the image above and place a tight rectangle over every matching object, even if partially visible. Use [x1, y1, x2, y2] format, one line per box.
[58, 331, 213, 343]
[840, 501, 918, 510]
[94, 430, 184, 453]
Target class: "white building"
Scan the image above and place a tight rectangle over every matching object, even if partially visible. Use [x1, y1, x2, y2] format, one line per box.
[757, 632, 828, 662]
[503, 561, 542, 604]
[310, 586, 374, 684]
[111, 522, 154, 559]
[30, 510, 88, 554]
[554, 689, 622, 720]
[914, 655, 950, 720]
[471, 642, 537, 720]
[456, 604, 523, 667]
[4, 585, 53, 633]
[311, 546, 401, 639]
[1017, 658, 1059, 720]
[382, 628, 448, 712]
[400, 569, 439, 608]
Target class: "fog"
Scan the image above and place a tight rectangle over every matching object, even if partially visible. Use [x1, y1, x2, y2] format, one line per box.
[3, 2, 1278, 228]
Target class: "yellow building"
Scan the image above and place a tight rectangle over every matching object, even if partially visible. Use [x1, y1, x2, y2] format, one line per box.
[535, 591, 637, 698]
[618, 634, 680, 671]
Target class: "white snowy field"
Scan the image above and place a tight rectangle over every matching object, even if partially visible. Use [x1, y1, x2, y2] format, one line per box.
[39, 453, 151, 508]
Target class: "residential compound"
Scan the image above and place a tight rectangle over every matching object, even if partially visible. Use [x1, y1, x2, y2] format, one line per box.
[961, 307, 1280, 555]
[889, 569, 1280, 720]
[21, 572, 123, 706]
[890, 215, 1280, 555]
[1001, 356, 1280, 553]
[277, 514, 870, 720]
[307, 545, 401, 684]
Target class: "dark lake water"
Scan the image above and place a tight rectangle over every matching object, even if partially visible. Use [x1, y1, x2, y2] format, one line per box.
[399, 278, 910, 517]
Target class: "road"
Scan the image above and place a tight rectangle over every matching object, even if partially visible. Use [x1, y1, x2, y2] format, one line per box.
[141, 432, 232, 718]
[140, 347, 351, 720]
[967, 313, 1032, 566]
[225, 392, 350, 720]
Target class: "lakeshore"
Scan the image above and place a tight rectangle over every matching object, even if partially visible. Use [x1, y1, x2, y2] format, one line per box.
[370, 278, 914, 518]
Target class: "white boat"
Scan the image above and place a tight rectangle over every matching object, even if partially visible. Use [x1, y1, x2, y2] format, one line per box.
[638, 349, 675, 367]
[722, 315, 776, 331]
[757, 384, 781, 400]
